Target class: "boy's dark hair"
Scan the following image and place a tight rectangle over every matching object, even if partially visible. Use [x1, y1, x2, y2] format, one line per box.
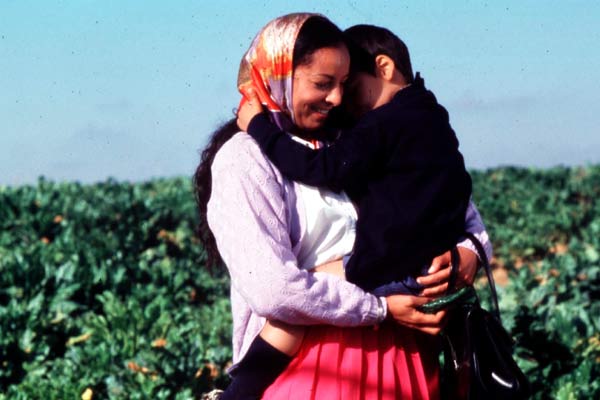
[344, 24, 414, 84]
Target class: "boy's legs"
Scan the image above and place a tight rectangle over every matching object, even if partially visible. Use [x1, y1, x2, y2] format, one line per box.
[220, 321, 305, 400]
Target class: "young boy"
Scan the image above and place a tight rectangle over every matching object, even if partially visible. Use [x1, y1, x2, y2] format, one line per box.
[225, 24, 472, 399]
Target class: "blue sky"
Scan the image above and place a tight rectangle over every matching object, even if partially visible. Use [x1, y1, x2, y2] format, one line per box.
[1, 1, 599, 185]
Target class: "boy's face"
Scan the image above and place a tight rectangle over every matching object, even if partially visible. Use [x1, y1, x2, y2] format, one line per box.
[343, 72, 385, 117]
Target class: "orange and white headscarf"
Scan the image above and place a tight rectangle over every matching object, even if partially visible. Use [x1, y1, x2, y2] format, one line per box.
[237, 13, 321, 132]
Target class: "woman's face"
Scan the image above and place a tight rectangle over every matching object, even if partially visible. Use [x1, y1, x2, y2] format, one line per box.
[292, 45, 350, 131]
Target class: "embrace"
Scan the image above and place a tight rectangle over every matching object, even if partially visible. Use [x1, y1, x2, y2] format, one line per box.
[195, 12, 492, 400]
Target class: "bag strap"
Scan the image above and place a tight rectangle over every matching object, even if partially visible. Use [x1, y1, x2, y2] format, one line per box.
[462, 232, 501, 321]
[446, 246, 460, 296]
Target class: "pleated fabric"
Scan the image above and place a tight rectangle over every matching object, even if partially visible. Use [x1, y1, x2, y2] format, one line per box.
[262, 322, 440, 400]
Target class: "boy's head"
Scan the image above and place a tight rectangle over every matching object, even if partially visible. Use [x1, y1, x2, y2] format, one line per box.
[345, 24, 414, 83]
[342, 24, 414, 116]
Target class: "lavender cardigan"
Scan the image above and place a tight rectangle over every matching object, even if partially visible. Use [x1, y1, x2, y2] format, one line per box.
[207, 133, 492, 363]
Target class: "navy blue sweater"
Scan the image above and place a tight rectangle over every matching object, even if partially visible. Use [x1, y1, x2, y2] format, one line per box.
[247, 76, 472, 292]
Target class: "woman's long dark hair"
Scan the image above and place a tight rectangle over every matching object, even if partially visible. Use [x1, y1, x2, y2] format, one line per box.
[193, 118, 238, 269]
[193, 15, 346, 270]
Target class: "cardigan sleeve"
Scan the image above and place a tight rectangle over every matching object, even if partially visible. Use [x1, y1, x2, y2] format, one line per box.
[457, 200, 493, 261]
[207, 134, 382, 326]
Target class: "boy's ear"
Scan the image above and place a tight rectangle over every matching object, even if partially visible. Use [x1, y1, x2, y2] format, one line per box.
[374, 54, 396, 81]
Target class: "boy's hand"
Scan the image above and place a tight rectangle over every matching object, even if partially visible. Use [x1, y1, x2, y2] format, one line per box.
[237, 87, 264, 132]
[417, 247, 478, 297]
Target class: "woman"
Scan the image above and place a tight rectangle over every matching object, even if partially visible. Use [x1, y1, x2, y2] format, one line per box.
[195, 13, 491, 399]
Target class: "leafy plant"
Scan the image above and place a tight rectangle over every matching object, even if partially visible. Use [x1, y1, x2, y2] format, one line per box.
[1, 166, 599, 398]
[0, 177, 231, 399]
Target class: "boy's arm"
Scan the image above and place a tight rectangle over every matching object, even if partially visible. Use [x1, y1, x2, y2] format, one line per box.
[247, 112, 382, 191]
[419, 200, 493, 296]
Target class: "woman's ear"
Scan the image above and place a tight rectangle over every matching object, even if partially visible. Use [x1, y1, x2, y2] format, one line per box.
[374, 54, 396, 81]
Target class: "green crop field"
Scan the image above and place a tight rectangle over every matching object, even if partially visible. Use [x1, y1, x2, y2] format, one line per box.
[1, 166, 599, 399]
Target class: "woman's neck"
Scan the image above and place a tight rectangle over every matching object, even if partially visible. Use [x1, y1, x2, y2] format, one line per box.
[292, 126, 340, 143]
[292, 127, 323, 141]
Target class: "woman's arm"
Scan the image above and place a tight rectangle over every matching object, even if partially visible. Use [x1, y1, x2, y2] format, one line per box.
[458, 201, 493, 260]
[207, 134, 382, 327]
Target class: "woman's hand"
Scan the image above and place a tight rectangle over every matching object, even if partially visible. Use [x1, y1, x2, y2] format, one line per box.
[385, 294, 447, 335]
[237, 87, 264, 132]
[416, 247, 479, 297]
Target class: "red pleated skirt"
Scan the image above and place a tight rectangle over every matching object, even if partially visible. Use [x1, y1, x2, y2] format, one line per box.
[262, 322, 440, 400]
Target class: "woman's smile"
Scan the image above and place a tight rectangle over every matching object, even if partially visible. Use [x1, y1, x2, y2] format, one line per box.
[292, 45, 350, 131]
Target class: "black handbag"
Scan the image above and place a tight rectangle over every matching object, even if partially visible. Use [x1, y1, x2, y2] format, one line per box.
[439, 232, 531, 400]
